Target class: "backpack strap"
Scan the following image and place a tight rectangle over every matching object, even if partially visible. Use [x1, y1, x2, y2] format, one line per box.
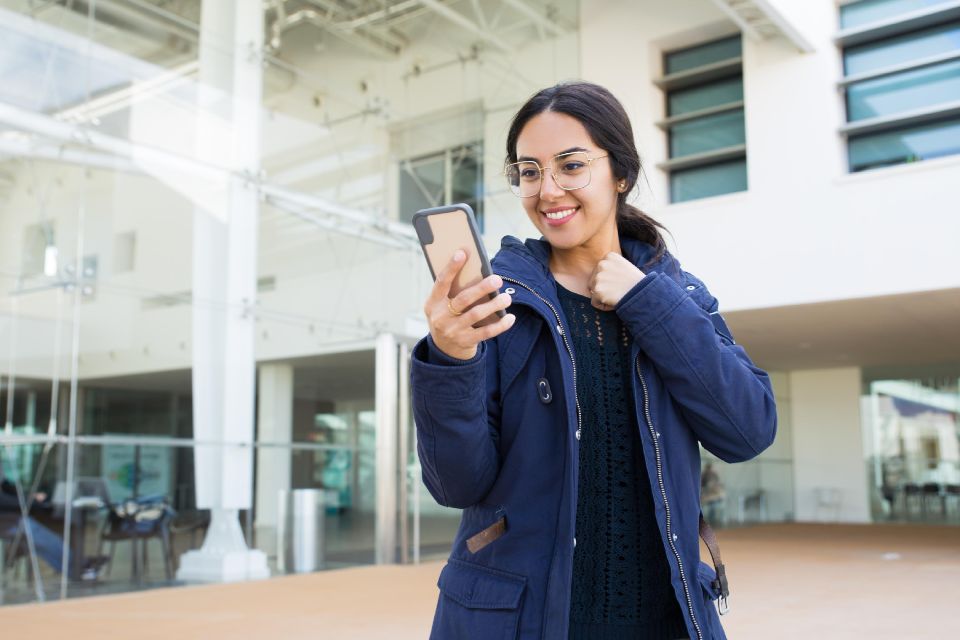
[699, 513, 730, 615]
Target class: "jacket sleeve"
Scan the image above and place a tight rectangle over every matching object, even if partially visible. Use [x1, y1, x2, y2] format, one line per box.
[410, 334, 502, 508]
[615, 261, 777, 463]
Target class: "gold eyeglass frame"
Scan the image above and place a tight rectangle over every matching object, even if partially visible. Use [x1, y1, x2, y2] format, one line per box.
[504, 152, 609, 198]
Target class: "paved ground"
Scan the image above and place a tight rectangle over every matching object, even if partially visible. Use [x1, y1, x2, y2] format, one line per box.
[0, 524, 957, 639]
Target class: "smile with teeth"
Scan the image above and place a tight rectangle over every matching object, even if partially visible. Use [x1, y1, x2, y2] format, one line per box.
[544, 207, 577, 220]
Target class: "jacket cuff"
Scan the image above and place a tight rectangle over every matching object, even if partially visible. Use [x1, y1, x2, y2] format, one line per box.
[425, 334, 484, 366]
[411, 336, 487, 400]
[615, 272, 688, 337]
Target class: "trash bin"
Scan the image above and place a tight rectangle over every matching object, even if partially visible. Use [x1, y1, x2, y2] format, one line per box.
[277, 488, 324, 573]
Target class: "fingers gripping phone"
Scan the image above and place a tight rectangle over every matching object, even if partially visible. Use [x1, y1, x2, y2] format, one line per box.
[412, 203, 505, 328]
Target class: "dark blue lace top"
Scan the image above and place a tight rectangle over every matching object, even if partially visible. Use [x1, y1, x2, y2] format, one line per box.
[557, 282, 689, 640]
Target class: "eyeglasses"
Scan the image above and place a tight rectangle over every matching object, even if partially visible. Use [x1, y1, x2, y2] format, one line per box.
[504, 151, 609, 198]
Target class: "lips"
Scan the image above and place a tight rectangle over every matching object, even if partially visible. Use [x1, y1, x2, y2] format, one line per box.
[542, 206, 578, 226]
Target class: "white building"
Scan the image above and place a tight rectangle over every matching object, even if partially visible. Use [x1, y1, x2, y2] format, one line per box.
[0, 0, 957, 603]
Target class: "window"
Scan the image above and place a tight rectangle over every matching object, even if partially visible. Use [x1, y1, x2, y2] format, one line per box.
[21, 221, 56, 277]
[398, 142, 483, 230]
[657, 35, 747, 203]
[838, 0, 960, 171]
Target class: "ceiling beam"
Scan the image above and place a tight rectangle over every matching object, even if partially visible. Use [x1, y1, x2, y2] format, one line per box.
[417, 0, 513, 53]
[500, 0, 566, 38]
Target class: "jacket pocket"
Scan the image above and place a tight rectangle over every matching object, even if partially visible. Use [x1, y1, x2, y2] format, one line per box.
[431, 559, 526, 640]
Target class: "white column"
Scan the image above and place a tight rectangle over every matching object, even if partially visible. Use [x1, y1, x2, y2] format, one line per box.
[178, 0, 268, 583]
[254, 364, 294, 553]
[374, 334, 398, 564]
[790, 367, 871, 523]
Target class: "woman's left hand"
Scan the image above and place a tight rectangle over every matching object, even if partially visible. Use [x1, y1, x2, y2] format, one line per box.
[588, 252, 646, 311]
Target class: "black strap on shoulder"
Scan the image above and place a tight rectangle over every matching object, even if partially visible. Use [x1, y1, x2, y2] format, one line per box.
[699, 513, 730, 615]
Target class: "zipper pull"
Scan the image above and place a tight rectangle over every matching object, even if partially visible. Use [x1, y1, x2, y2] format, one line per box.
[575, 428, 581, 440]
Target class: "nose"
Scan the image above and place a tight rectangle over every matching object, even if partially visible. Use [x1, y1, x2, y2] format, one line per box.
[539, 170, 565, 200]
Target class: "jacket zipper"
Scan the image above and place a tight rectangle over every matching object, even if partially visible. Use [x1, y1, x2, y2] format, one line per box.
[501, 275, 581, 640]
[636, 355, 703, 640]
[500, 276, 582, 440]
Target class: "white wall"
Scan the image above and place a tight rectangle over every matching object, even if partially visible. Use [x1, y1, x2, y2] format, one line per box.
[790, 366, 870, 523]
[578, 0, 960, 312]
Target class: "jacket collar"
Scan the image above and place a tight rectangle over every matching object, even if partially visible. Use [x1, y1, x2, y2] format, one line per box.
[491, 234, 667, 289]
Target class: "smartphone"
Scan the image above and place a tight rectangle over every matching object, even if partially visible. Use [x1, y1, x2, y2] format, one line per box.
[412, 203, 505, 327]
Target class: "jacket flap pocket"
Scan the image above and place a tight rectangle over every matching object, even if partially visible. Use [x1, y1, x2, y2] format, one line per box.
[497, 311, 540, 394]
[438, 560, 525, 610]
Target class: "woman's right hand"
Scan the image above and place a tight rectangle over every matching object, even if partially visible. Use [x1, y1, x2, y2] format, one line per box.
[425, 249, 516, 360]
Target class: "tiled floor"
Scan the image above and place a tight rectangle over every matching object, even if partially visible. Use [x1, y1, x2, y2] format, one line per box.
[1, 523, 957, 639]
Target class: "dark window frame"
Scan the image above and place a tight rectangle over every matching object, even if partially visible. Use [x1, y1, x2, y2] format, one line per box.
[656, 35, 748, 203]
[837, 0, 960, 172]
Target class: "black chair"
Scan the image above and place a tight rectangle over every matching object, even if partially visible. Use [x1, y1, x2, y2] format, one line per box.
[945, 485, 960, 520]
[921, 482, 944, 518]
[901, 483, 922, 519]
[168, 509, 210, 567]
[97, 498, 175, 584]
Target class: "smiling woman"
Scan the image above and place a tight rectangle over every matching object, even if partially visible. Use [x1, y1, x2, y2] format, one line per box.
[411, 81, 778, 640]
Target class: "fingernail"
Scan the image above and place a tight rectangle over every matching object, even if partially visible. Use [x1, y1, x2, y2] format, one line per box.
[453, 250, 465, 262]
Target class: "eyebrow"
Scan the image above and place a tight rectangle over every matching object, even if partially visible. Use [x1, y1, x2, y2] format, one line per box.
[517, 146, 589, 162]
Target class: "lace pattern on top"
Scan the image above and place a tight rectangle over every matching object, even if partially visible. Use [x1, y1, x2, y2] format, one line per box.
[557, 283, 688, 638]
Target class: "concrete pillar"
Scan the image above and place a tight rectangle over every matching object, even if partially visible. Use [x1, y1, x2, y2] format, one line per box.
[375, 334, 398, 564]
[254, 363, 294, 552]
[790, 367, 870, 523]
[179, 0, 268, 583]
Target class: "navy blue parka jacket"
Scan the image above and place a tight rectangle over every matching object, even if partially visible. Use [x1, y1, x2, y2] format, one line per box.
[410, 234, 778, 640]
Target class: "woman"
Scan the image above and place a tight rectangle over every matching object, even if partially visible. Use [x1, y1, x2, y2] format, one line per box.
[411, 82, 776, 640]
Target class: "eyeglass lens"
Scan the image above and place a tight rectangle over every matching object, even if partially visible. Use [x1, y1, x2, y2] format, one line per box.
[505, 152, 594, 197]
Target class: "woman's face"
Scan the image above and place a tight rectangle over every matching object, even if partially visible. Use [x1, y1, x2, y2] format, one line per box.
[514, 111, 620, 251]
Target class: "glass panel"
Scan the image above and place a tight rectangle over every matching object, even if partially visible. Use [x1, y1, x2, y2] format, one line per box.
[669, 110, 745, 158]
[83, 386, 192, 438]
[848, 116, 960, 170]
[1, 0, 584, 606]
[699, 456, 795, 528]
[847, 59, 960, 120]
[670, 159, 747, 202]
[840, 0, 954, 29]
[862, 376, 960, 523]
[844, 22, 960, 76]
[450, 144, 484, 231]
[398, 153, 445, 223]
[668, 77, 743, 116]
[664, 35, 741, 75]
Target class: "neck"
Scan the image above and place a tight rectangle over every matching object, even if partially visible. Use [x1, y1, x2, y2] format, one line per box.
[548, 224, 622, 282]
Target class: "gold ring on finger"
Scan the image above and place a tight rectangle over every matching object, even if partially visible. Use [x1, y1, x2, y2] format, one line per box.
[447, 299, 464, 316]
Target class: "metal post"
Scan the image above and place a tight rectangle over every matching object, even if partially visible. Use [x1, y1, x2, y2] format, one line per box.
[398, 342, 410, 564]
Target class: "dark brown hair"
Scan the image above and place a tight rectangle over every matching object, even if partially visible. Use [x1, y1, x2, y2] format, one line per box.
[505, 81, 667, 265]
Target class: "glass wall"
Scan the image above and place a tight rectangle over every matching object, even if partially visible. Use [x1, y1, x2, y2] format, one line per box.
[862, 373, 960, 524]
[1, 0, 580, 606]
